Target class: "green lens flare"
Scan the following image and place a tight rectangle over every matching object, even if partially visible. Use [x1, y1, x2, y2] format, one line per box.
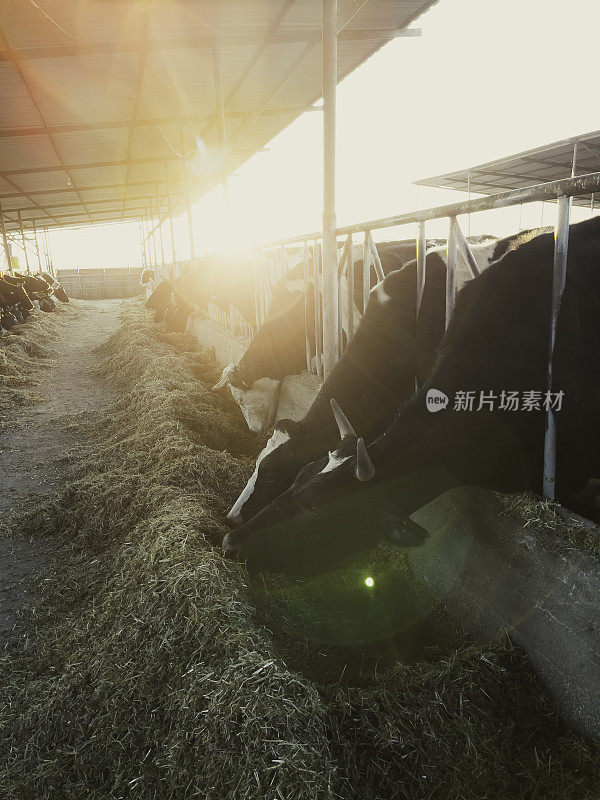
[364, 576, 374, 588]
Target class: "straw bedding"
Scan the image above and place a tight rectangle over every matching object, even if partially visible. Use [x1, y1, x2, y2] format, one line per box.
[0, 299, 597, 800]
[0, 303, 76, 419]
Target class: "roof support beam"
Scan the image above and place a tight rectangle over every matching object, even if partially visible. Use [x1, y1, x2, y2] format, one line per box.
[32, 219, 43, 271]
[3, 203, 172, 228]
[0, 27, 419, 61]
[0, 181, 191, 201]
[17, 210, 31, 273]
[165, 161, 176, 264]
[0, 109, 318, 139]
[0, 25, 91, 223]
[213, 45, 229, 205]
[159, 0, 384, 231]
[0, 191, 188, 216]
[121, 10, 150, 221]
[322, 0, 339, 376]
[0, 202, 12, 271]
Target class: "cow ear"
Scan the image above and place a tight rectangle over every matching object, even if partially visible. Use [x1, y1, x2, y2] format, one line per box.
[330, 398, 357, 439]
[355, 437, 375, 482]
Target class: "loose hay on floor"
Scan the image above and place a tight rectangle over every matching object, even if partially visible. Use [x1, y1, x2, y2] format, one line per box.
[0, 299, 598, 800]
[0, 302, 79, 418]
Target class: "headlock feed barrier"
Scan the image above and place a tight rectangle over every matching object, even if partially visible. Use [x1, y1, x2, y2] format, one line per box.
[144, 170, 600, 502]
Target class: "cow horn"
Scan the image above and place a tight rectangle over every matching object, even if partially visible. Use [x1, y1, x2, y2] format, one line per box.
[330, 398, 356, 439]
[212, 362, 237, 392]
[355, 437, 375, 482]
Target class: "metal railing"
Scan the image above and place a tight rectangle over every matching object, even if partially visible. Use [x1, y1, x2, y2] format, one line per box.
[144, 171, 600, 499]
[202, 170, 600, 499]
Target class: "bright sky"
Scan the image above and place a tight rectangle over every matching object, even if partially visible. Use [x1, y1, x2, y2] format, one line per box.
[32, 0, 600, 269]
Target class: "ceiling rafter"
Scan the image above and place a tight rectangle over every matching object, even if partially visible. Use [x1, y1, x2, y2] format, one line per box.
[161, 0, 413, 230]
[0, 147, 268, 180]
[0, 177, 172, 200]
[1, 191, 189, 218]
[5, 204, 163, 227]
[0, 27, 93, 224]
[0, 27, 416, 62]
[120, 9, 151, 222]
[0, 108, 315, 139]
[1, 1, 435, 232]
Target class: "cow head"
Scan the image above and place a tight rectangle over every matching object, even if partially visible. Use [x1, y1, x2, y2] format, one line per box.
[226, 399, 361, 527]
[0, 280, 34, 311]
[212, 361, 281, 433]
[226, 417, 309, 526]
[223, 400, 427, 574]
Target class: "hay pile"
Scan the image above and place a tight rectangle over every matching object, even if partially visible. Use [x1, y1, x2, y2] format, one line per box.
[0, 300, 598, 800]
[0, 303, 76, 417]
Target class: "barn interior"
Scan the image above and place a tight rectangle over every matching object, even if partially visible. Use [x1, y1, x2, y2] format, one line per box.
[1, 2, 600, 799]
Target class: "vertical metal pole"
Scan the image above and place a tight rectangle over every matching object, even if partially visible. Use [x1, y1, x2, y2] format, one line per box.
[571, 141, 578, 178]
[213, 45, 229, 207]
[165, 161, 176, 268]
[303, 241, 312, 372]
[543, 195, 570, 499]
[0, 202, 12, 272]
[346, 233, 354, 338]
[253, 255, 260, 332]
[155, 186, 165, 271]
[313, 240, 322, 377]
[467, 170, 471, 236]
[44, 228, 54, 277]
[141, 215, 147, 268]
[150, 210, 158, 269]
[180, 124, 195, 263]
[591, 194, 595, 215]
[367, 232, 385, 282]
[362, 231, 371, 313]
[445, 217, 457, 329]
[416, 221, 426, 317]
[415, 220, 427, 392]
[321, 0, 339, 377]
[139, 221, 147, 269]
[33, 219, 43, 272]
[17, 211, 30, 273]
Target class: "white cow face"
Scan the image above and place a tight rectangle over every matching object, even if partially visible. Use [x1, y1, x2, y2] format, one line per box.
[228, 377, 281, 433]
[213, 363, 280, 432]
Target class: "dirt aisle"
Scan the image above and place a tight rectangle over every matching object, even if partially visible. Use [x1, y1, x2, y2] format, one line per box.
[0, 299, 124, 641]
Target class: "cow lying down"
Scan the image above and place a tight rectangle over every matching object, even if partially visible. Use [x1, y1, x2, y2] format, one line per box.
[223, 217, 600, 574]
[226, 230, 536, 525]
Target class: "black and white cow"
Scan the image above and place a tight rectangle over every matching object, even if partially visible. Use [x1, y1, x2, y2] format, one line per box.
[0, 276, 34, 312]
[226, 231, 535, 526]
[37, 272, 69, 303]
[213, 240, 442, 432]
[224, 217, 600, 573]
[146, 255, 259, 333]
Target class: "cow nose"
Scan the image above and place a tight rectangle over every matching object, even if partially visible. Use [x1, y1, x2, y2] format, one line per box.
[226, 509, 243, 528]
[222, 532, 243, 560]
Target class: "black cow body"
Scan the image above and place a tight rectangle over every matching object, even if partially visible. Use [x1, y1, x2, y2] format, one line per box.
[221, 241, 428, 392]
[227, 232, 529, 525]
[0, 277, 34, 311]
[146, 279, 173, 312]
[224, 218, 600, 574]
[214, 241, 445, 433]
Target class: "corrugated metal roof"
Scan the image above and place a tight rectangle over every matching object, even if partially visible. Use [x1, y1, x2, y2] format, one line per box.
[414, 130, 600, 209]
[0, 0, 436, 233]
